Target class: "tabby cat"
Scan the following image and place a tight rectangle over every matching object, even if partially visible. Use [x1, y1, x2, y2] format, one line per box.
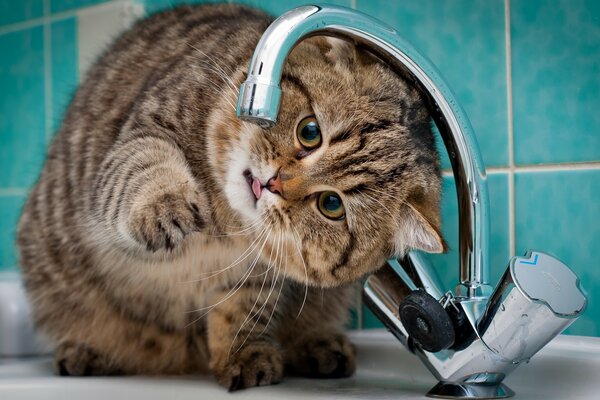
[17, 3, 444, 390]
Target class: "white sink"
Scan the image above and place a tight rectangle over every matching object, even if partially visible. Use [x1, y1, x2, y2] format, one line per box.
[1, 330, 599, 399]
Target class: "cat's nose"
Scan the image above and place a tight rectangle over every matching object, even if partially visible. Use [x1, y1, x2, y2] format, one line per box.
[266, 172, 284, 197]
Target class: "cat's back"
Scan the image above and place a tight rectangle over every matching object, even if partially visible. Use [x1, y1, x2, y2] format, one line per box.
[17, 4, 271, 280]
[68, 3, 271, 147]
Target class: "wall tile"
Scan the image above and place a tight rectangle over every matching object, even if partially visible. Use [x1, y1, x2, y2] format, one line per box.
[355, 0, 508, 168]
[512, 0, 600, 164]
[515, 170, 600, 336]
[231, 0, 351, 17]
[50, 0, 108, 14]
[144, 0, 219, 15]
[362, 172, 511, 329]
[51, 17, 78, 133]
[423, 173, 511, 292]
[362, 304, 384, 329]
[0, 195, 26, 270]
[0, 26, 47, 188]
[0, 0, 43, 26]
[145, 0, 352, 17]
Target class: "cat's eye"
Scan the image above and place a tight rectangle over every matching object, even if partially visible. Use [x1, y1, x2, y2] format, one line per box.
[296, 116, 322, 149]
[317, 191, 345, 220]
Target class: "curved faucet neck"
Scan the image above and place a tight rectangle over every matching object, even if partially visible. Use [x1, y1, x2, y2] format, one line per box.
[236, 4, 491, 299]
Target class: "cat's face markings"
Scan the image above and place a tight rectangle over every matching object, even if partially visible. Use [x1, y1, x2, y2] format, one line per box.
[218, 39, 444, 287]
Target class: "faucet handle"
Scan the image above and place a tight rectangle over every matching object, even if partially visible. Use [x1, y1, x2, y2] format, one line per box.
[399, 290, 455, 352]
[510, 251, 587, 316]
[399, 290, 477, 353]
[477, 250, 587, 365]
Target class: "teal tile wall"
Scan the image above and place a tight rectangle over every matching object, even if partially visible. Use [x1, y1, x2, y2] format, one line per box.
[356, 0, 508, 169]
[51, 17, 78, 132]
[232, 0, 350, 16]
[0, 26, 47, 189]
[50, 0, 108, 14]
[0, 196, 25, 270]
[0, 0, 43, 26]
[515, 170, 600, 336]
[512, 0, 600, 164]
[144, 0, 212, 15]
[363, 172, 511, 329]
[1, 1, 599, 336]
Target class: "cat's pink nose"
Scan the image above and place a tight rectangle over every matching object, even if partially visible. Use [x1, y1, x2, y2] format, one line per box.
[266, 173, 283, 197]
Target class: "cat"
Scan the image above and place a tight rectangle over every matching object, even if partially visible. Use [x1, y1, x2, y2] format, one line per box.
[17, 3, 444, 390]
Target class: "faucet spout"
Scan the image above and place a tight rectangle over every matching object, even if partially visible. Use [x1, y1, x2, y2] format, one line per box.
[236, 4, 491, 299]
[236, 5, 588, 399]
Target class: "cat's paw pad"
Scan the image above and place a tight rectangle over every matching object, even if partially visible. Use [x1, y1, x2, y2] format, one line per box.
[128, 185, 208, 252]
[212, 342, 284, 391]
[54, 341, 116, 376]
[288, 333, 356, 378]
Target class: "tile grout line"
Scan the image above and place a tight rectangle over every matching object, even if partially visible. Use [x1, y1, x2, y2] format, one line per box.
[0, 188, 28, 196]
[442, 161, 600, 176]
[505, 0, 516, 258]
[43, 0, 53, 144]
[0, 1, 129, 36]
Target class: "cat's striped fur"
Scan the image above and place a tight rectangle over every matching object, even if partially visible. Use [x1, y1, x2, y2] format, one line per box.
[17, 4, 443, 390]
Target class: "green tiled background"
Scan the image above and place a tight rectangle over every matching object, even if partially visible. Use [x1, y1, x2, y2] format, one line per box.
[0, 0, 599, 336]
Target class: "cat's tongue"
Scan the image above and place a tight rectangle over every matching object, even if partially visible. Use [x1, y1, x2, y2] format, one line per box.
[252, 177, 262, 200]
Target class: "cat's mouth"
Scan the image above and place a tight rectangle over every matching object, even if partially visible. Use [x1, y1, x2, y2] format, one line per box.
[243, 169, 263, 202]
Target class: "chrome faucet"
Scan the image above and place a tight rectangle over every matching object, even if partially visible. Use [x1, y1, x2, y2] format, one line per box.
[236, 5, 587, 399]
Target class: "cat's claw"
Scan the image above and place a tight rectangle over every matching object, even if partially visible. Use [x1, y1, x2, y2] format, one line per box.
[54, 341, 119, 376]
[128, 186, 208, 252]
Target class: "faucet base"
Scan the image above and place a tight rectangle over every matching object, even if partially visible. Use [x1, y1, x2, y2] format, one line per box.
[427, 382, 514, 399]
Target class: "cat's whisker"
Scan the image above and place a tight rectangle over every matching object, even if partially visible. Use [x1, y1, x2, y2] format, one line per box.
[198, 77, 237, 111]
[223, 214, 266, 235]
[291, 226, 309, 319]
[227, 227, 275, 355]
[192, 56, 240, 102]
[183, 223, 273, 327]
[256, 231, 285, 338]
[209, 215, 265, 237]
[223, 213, 263, 230]
[209, 211, 265, 238]
[190, 45, 238, 88]
[181, 221, 269, 282]
[184, 41, 239, 90]
[348, 90, 385, 134]
[231, 230, 282, 355]
[359, 189, 401, 231]
[364, 187, 409, 207]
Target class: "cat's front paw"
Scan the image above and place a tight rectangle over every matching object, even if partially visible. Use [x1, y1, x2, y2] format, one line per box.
[128, 183, 208, 252]
[211, 342, 284, 391]
[287, 332, 356, 378]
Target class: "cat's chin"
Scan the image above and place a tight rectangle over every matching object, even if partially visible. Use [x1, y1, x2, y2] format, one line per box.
[224, 186, 261, 223]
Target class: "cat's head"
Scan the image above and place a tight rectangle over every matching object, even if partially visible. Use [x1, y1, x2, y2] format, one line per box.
[209, 38, 445, 287]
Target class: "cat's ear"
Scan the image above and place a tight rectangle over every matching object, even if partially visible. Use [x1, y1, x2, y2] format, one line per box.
[308, 36, 355, 66]
[308, 37, 378, 68]
[393, 202, 446, 255]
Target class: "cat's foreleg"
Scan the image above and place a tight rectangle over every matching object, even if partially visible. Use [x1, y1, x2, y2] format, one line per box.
[92, 130, 210, 252]
[206, 280, 286, 391]
[278, 284, 357, 378]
